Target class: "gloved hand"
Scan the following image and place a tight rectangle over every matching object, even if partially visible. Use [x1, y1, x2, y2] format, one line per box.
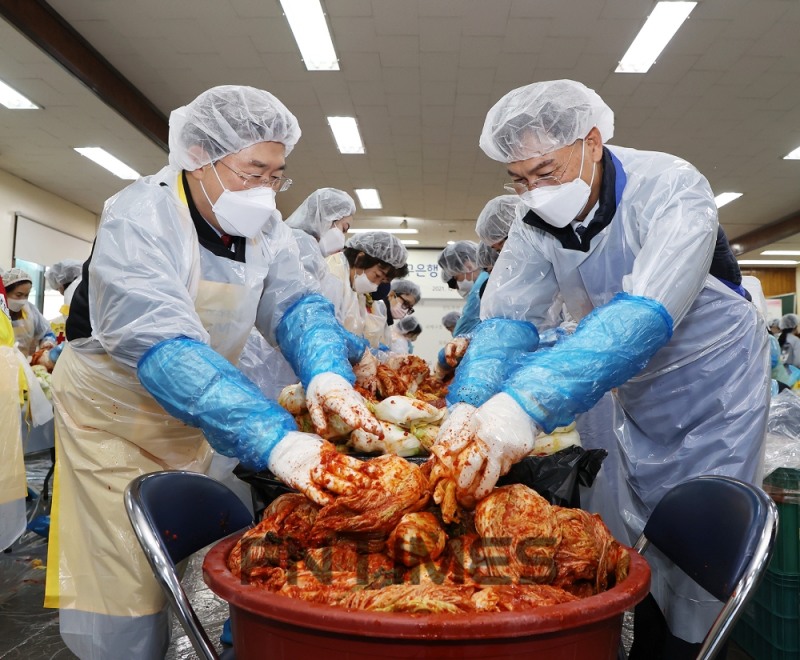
[268, 432, 369, 505]
[444, 336, 470, 367]
[352, 349, 379, 394]
[429, 403, 478, 518]
[431, 395, 539, 510]
[306, 372, 383, 439]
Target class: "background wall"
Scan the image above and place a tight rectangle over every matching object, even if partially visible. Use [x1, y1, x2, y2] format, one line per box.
[0, 168, 98, 270]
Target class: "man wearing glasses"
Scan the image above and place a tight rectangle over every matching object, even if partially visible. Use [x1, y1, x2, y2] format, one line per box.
[48, 85, 382, 659]
[430, 79, 768, 659]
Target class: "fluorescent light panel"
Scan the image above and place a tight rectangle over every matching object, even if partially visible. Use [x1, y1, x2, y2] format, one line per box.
[761, 250, 800, 256]
[616, 2, 696, 73]
[279, 0, 339, 71]
[714, 192, 743, 208]
[348, 228, 418, 235]
[354, 189, 382, 209]
[0, 79, 39, 109]
[327, 117, 365, 154]
[74, 147, 140, 180]
[400, 239, 419, 245]
[737, 260, 798, 266]
[784, 146, 800, 160]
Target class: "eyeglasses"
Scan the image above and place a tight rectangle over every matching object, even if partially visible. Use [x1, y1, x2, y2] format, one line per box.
[503, 142, 577, 195]
[217, 159, 293, 192]
[398, 295, 415, 314]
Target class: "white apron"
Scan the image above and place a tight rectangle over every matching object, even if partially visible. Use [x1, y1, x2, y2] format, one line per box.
[45, 181, 268, 659]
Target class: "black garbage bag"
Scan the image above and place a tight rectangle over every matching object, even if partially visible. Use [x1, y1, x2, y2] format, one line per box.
[234, 446, 607, 516]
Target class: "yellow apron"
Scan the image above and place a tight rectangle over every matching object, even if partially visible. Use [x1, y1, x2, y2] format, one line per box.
[0, 345, 26, 506]
[45, 190, 267, 620]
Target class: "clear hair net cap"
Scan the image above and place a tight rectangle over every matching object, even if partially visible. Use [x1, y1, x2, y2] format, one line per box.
[169, 85, 301, 170]
[346, 231, 408, 269]
[442, 311, 461, 329]
[476, 195, 520, 245]
[438, 241, 479, 282]
[45, 259, 83, 290]
[396, 315, 422, 335]
[780, 314, 799, 330]
[479, 79, 615, 162]
[768, 318, 781, 329]
[286, 188, 355, 240]
[390, 278, 421, 301]
[476, 242, 500, 270]
[1, 267, 32, 289]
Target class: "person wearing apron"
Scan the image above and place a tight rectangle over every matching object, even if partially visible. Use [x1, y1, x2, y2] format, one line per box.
[45, 85, 383, 660]
[3, 268, 57, 359]
[431, 80, 769, 659]
[324, 231, 409, 349]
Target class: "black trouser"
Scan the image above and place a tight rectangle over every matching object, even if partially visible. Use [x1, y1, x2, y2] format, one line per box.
[628, 593, 729, 660]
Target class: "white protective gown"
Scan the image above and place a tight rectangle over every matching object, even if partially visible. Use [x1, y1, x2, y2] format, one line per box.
[46, 166, 315, 659]
[482, 145, 770, 643]
[11, 302, 54, 357]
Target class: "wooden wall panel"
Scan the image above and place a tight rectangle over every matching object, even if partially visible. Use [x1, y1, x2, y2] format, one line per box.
[740, 268, 797, 297]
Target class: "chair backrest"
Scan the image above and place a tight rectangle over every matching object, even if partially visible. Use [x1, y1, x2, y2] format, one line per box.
[634, 475, 778, 660]
[125, 470, 254, 660]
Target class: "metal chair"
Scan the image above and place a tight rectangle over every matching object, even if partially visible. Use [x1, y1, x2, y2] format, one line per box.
[633, 475, 779, 660]
[125, 470, 254, 660]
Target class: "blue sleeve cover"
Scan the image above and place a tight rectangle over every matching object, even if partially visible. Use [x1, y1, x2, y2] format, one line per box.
[276, 293, 360, 387]
[446, 317, 540, 408]
[503, 292, 674, 433]
[137, 337, 297, 471]
[452, 271, 489, 338]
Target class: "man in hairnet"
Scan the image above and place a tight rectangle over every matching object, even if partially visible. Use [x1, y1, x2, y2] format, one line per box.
[475, 194, 520, 251]
[45, 258, 83, 347]
[429, 79, 769, 659]
[47, 85, 382, 659]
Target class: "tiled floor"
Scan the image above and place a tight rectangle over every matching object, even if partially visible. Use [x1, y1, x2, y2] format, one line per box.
[0, 454, 755, 660]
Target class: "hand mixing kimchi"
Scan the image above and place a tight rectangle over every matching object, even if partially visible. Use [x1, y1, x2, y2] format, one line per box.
[228, 457, 630, 614]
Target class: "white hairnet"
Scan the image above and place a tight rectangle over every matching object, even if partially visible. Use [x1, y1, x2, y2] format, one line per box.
[768, 318, 781, 329]
[476, 195, 520, 245]
[438, 241, 479, 282]
[285, 188, 355, 239]
[476, 242, 500, 270]
[346, 231, 408, 269]
[780, 314, 799, 330]
[1, 267, 32, 289]
[396, 315, 422, 335]
[442, 311, 461, 329]
[45, 259, 83, 290]
[390, 278, 421, 302]
[169, 85, 301, 170]
[479, 79, 615, 162]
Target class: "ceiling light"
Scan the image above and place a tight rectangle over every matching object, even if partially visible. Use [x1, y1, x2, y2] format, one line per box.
[615, 2, 697, 73]
[447, 241, 455, 245]
[0, 79, 39, 109]
[761, 250, 800, 256]
[327, 117, 365, 154]
[279, 0, 339, 71]
[400, 239, 419, 245]
[354, 189, 382, 209]
[737, 260, 798, 266]
[348, 228, 418, 235]
[74, 147, 140, 180]
[784, 146, 800, 160]
[714, 192, 743, 208]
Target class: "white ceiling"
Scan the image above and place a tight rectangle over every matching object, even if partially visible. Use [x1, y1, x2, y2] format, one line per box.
[0, 0, 798, 260]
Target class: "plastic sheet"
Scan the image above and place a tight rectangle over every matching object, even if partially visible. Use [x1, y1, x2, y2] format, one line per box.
[763, 389, 800, 477]
[276, 293, 360, 386]
[138, 337, 296, 471]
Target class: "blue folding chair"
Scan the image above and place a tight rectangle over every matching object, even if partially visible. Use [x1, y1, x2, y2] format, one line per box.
[125, 470, 254, 660]
[633, 475, 778, 660]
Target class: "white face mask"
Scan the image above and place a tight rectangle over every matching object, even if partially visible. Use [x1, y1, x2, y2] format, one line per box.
[457, 279, 474, 298]
[318, 226, 346, 256]
[391, 302, 409, 320]
[520, 141, 595, 229]
[354, 271, 379, 294]
[201, 164, 277, 238]
[7, 299, 26, 312]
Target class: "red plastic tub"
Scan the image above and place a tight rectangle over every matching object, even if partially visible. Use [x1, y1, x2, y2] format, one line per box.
[204, 532, 650, 659]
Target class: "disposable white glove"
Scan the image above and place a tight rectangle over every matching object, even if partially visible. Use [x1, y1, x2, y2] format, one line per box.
[306, 372, 383, 438]
[444, 336, 470, 367]
[352, 350, 379, 394]
[268, 431, 368, 506]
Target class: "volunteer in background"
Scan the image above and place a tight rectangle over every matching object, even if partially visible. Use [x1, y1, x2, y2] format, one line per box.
[45, 259, 83, 345]
[324, 232, 409, 348]
[431, 79, 769, 659]
[437, 240, 487, 337]
[390, 315, 423, 354]
[476, 242, 500, 274]
[386, 278, 421, 326]
[778, 313, 800, 368]
[475, 194, 520, 251]
[47, 85, 382, 659]
[2, 268, 56, 358]
[441, 311, 461, 336]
